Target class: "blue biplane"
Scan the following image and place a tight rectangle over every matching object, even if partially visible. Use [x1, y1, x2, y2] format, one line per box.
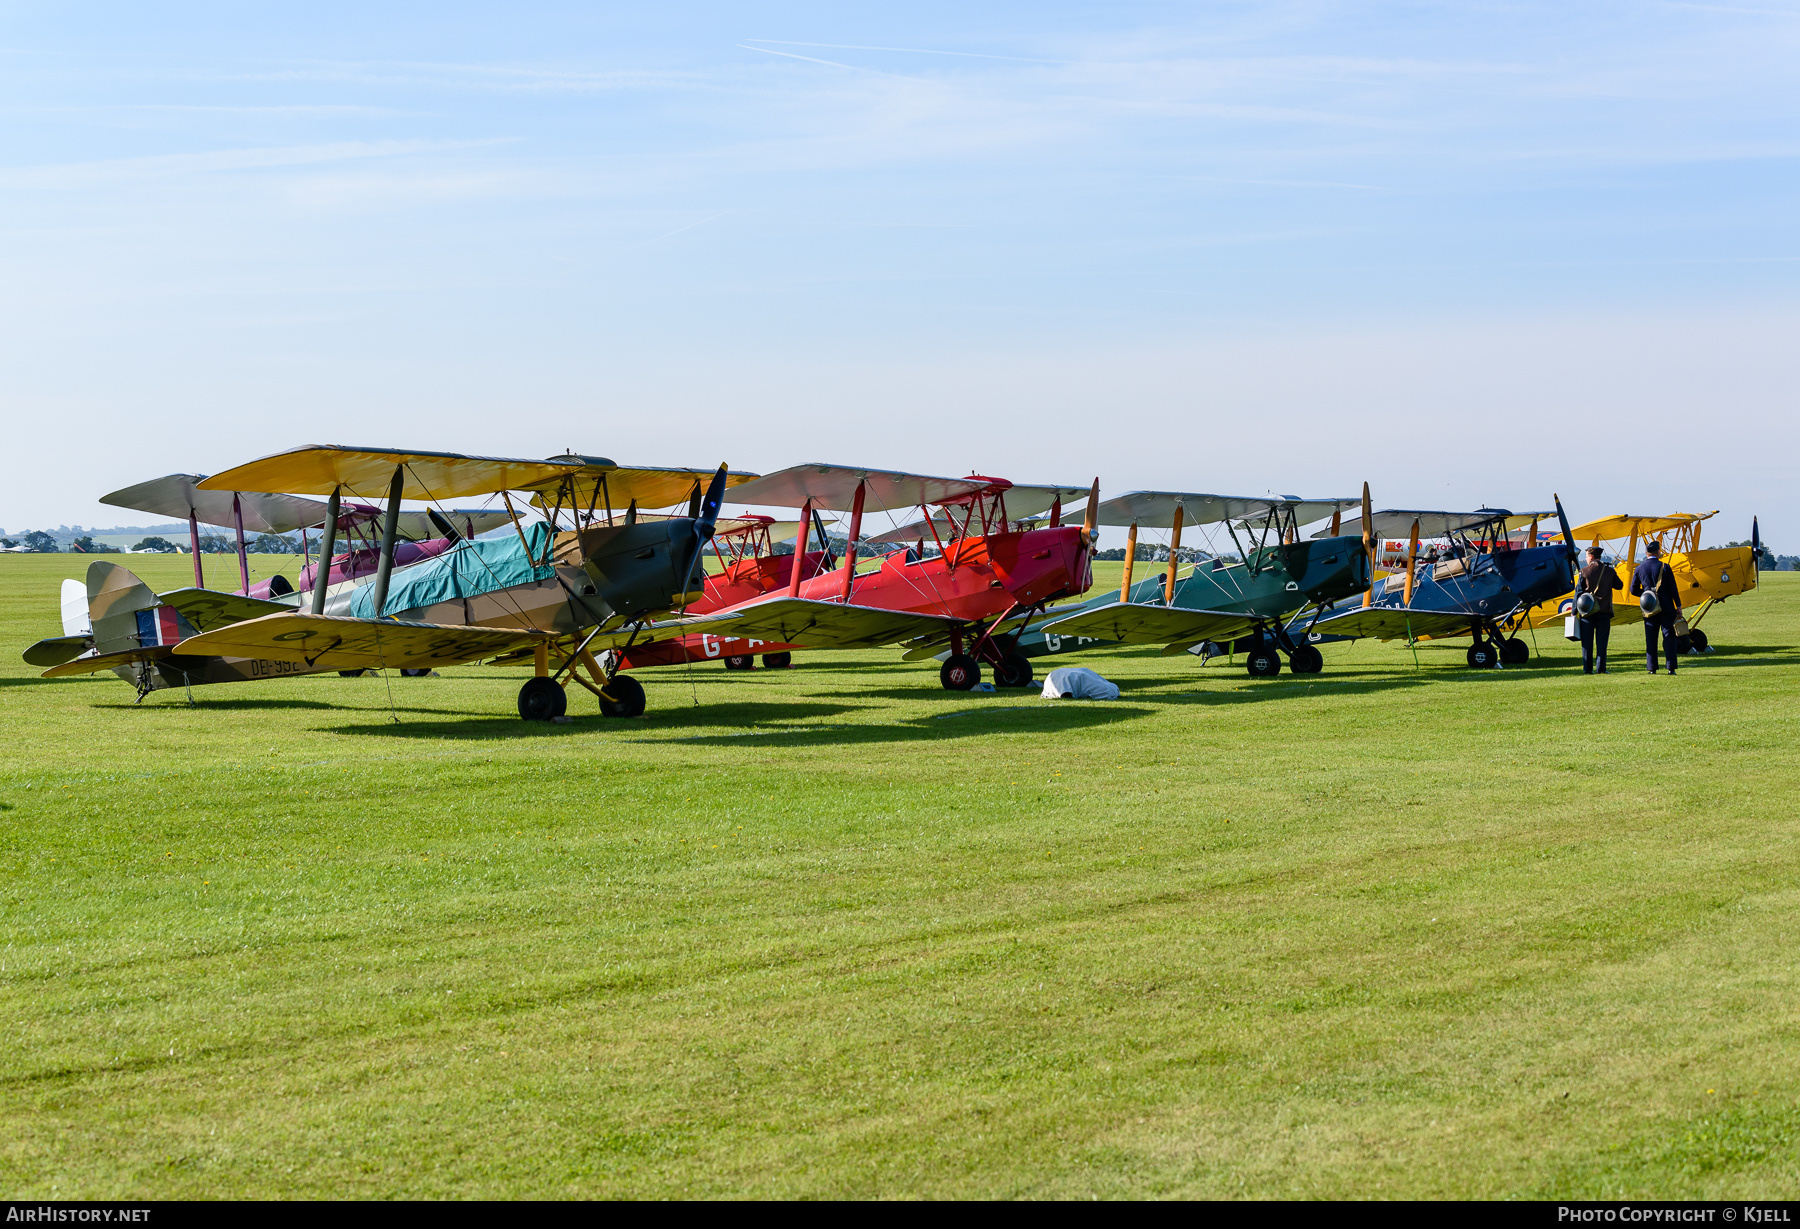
[1290, 501, 1578, 668]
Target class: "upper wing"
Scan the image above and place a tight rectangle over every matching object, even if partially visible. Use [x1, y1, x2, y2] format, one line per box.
[158, 587, 296, 632]
[169, 612, 552, 670]
[685, 597, 962, 649]
[1307, 606, 1476, 642]
[1039, 602, 1261, 646]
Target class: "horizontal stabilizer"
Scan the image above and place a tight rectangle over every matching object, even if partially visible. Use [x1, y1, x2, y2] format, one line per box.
[158, 587, 297, 632]
[40, 645, 173, 678]
[169, 612, 552, 670]
[23, 635, 92, 667]
[1039, 602, 1259, 647]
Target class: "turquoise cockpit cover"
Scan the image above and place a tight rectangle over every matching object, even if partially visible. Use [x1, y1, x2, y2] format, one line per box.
[347, 522, 555, 619]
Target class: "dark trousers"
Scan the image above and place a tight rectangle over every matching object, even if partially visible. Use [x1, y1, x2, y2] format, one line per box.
[1578, 615, 1611, 672]
[1644, 612, 1679, 672]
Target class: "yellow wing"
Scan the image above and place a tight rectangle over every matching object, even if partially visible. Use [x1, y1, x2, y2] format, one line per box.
[170, 612, 553, 670]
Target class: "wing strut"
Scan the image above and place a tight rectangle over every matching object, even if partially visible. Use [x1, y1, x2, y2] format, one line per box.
[838, 479, 867, 603]
[232, 493, 250, 594]
[1164, 504, 1185, 605]
[187, 504, 205, 589]
[310, 485, 341, 615]
[369, 465, 405, 619]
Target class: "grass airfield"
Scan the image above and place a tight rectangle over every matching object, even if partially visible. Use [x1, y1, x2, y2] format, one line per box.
[2, 552, 1796, 1199]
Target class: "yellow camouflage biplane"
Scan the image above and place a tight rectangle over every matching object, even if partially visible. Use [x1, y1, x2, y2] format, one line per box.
[39, 445, 758, 719]
[1520, 511, 1760, 653]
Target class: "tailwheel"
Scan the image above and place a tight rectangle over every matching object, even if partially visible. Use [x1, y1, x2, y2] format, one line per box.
[1688, 628, 1709, 652]
[761, 652, 792, 669]
[599, 674, 647, 718]
[993, 652, 1034, 689]
[1244, 639, 1282, 678]
[940, 654, 981, 691]
[518, 675, 568, 721]
[1288, 644, 1324, 674]
[723, 654, 755, 670]
[1466, 639, 1500, 669]
[1500, 636, 1530, 665]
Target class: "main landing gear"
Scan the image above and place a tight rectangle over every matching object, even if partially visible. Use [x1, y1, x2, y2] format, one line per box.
[939, 643, 1035, 692]
[518, 639, 650, 721]
[1239, 630, 1321, 677]
[1466, 633, 1529, 669]
[726, 651, 793, 670]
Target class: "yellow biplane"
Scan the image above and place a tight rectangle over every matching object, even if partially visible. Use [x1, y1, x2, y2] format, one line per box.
[1520, 511, 1760, 652]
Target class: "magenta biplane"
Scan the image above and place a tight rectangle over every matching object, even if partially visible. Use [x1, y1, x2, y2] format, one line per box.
[615, 464, 1098, 690]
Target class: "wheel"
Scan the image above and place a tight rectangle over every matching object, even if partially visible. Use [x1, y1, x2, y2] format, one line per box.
[1500, 636, 1530, 665]
[761, 652, 792, 669]
[1244, 640, 1282, 678]
[723, 654, 754, 670]
[1674, 634, 1692, 656]
[338, 669, 365, 678]
[1688, 628, 1709, 652]
[599, 673, 647, 718]
[992, 652, 1034, 689]
[1466, 640, 1500, 669]
[400, 667, 432, 678]
[940, 654, 980, 691]
[517, 676, 568, 721]
[1288, 644, 1324, 674]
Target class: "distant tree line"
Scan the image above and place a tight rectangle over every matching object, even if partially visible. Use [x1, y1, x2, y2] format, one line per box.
[1092, 546, 1217, 563]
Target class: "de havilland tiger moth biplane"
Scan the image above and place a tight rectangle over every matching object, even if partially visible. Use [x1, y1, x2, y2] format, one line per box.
[1517, 511, 1760, 654]
[29, 447, 754, 719]
[23, 472, 517, 678]
[1291, 501, 1579, 668]
[602, 463, 1099, 690]
[1009, 486, 1375, 676]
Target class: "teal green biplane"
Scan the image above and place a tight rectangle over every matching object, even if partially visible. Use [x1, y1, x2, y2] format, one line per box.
[1012, 485, 1376, 676]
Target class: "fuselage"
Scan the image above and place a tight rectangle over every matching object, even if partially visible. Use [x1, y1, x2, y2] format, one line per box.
[1302, 541, 1575, 641]
[619, 524, 1093, 668]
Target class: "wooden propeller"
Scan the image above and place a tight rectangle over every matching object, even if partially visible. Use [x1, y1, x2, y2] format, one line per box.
[1080, 477, 1099, 546]
[1361, 481, 1375, 608]
[1403, 517, 1420, 607]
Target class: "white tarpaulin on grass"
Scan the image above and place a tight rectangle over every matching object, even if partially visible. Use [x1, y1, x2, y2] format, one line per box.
[1041, 667, 1119, 700]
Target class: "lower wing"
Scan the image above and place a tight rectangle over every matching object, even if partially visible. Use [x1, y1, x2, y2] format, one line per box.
[683, 597, 963, 649]
[1307, 606, 1477, 642]
[1039, 602, 1261, 647]
[168, 612, 552, 671]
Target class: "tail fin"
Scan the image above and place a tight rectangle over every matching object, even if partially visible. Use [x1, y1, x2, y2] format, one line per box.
[87, 561, 164, 655]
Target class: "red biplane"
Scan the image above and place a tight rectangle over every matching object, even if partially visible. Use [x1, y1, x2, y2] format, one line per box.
[613, 463, 1098, 691]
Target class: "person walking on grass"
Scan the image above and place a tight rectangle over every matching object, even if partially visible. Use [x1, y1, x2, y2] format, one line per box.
[1572, 545, 1622, 673]
[1630, 539, 1683, 675]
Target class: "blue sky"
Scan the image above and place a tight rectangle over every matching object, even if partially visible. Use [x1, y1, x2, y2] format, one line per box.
[2, 2, 1795, 543]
